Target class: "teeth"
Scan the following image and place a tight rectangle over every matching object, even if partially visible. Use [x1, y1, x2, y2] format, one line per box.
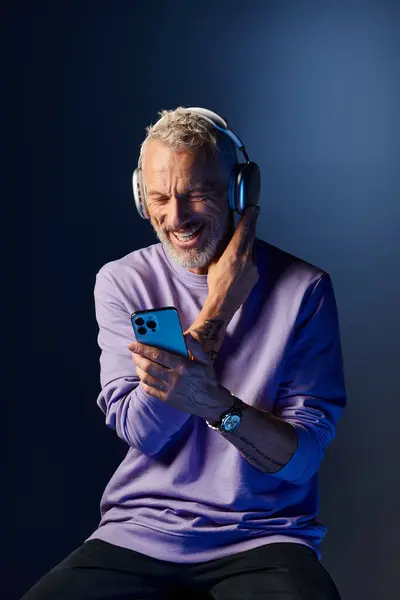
[174, 224, 202, 240]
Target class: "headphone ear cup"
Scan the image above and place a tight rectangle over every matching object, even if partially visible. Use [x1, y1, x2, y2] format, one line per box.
[132, 168, 150, 219]
[232, 161, 261, 215]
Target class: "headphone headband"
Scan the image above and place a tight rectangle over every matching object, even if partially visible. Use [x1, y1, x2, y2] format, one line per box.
[180, 107, 249, 163]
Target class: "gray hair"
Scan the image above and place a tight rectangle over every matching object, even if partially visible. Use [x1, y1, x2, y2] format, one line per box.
[138, 106, 239, 175]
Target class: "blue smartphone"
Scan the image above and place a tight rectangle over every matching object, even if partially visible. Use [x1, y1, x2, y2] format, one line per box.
[130, 307, 189, 359]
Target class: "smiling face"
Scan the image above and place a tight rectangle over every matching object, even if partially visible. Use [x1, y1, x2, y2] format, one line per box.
[142, 139, 234, 274]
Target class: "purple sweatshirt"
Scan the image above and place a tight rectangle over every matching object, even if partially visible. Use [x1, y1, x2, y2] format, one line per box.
[86, 238, 346, 563]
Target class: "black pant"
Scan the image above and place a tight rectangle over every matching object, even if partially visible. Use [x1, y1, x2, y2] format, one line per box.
[21, 539, 342, 600]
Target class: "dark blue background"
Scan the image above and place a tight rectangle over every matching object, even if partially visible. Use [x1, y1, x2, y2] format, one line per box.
[6, 1, 400, 598]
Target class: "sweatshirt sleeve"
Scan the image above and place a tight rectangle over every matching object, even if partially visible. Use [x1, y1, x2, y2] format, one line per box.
[270, 273, 347, 485]
[93, 269, 191, 455]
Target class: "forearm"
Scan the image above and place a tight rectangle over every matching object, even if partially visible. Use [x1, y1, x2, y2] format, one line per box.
[186, 298, 298, 474]
[206, 386, 299, 474]
[184, 295, 232, 360]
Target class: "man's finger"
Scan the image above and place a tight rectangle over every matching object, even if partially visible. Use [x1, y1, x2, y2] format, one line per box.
[247, 205, 259, 258]
[236, 204, 259, 234]
[247, 204, 260, 227]
[184, 332, 211, 365]
[128, 341, 181, 369]
[235, 205, 260, 254]
[135, 363, 167, 391]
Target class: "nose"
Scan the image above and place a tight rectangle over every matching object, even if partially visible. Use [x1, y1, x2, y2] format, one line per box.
[167, 195, 192, 231]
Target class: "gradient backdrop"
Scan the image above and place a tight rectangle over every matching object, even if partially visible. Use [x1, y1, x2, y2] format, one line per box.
[8, 1, 400, 598]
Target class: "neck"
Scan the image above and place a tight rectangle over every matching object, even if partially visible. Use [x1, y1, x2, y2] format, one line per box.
[209, 211, 235, 266]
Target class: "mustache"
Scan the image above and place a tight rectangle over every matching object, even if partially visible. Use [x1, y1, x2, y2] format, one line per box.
[163, 223, 205, 233]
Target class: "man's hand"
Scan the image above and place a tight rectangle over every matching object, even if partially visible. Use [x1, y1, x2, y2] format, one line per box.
[127, 334, 232, 421]
[206, 204, 260, 320]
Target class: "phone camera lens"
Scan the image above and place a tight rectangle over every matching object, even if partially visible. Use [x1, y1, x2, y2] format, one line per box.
[147, 320, 156, 329]
[137, 326, 147, 335]
[135, 317, 144, 326]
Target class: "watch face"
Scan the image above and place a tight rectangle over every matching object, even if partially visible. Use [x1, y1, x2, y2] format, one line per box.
[222, 414, 241, 432]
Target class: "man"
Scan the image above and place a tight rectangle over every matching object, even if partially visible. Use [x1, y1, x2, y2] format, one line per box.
[22, 107, 346, 599]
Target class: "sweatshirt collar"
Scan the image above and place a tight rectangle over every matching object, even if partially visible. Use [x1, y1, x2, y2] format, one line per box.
[159, 243, 209, 287]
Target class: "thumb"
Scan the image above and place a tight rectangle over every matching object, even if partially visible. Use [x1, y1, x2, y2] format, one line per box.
[238, 204, 259, 233]
[247, 204, 260, 219]
[184, 332, 210, 364]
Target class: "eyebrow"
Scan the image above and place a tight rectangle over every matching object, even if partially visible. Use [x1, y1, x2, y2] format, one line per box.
[147, 182, 219, 198]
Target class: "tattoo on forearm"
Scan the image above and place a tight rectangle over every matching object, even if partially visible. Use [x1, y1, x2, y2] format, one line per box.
[227, 427, 285, 469]
[192, 319, 226, 361]
[222, 400, 284, 468]
[193, 319, 225, 342]
[209, 350, 218, 362]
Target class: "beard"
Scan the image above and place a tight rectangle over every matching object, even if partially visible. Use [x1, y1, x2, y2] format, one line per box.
[152, 216, 232, 270]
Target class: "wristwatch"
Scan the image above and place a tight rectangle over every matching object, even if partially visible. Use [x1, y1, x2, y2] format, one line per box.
[206, 393, 243, 433]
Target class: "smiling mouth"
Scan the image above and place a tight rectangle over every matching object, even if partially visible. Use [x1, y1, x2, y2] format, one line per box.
[170, 223, 205, 246]
[173, 224, 203, 240]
